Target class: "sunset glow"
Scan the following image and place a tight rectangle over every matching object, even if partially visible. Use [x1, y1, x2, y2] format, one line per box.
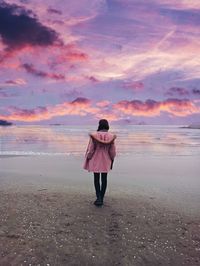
[0, 0, 200, 124]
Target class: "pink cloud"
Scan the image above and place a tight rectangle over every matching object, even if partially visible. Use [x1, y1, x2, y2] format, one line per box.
[5, 78, 27, 86]
[96, 100, 111, 108]
[0, 45, 36, 67]
[0, 97, 99, 122]
[165, 87, 190, 96]
[114, 98, 200, 117]
[0, 98, 121, 122]
[123, 81, 144, 91]
[95, 112, 120, 122]
[52, 44, 88, 65]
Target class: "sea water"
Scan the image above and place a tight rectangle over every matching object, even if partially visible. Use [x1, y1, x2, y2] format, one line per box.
[0, 125, 200, 157]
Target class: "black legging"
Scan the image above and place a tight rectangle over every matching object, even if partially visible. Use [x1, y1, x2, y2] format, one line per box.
[94, 172, 107, 198]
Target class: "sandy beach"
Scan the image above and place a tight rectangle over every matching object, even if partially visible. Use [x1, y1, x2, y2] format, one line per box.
[0, 155, 200, 265]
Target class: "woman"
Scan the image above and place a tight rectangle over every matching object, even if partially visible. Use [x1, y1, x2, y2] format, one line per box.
[83, 119, 116, 206]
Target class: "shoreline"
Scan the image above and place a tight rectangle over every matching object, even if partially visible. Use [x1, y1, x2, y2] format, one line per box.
[1, 154, 200, 214]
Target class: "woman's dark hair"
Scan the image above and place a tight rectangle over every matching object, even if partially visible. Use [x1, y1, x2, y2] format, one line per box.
[97, 119, 109, 131]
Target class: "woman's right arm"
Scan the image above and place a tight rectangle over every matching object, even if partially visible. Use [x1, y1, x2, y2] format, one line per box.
[109, 141, 116, 160]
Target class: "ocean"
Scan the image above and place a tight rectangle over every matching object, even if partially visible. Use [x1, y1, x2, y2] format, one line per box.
[1, 125, 200, 157]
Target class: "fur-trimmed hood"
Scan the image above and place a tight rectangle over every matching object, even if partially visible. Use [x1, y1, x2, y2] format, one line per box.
[89, 131, 117, 144]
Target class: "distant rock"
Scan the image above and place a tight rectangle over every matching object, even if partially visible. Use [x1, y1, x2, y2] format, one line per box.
[114, 119, 148, 125]
[137, 121, 147, 125]
[0, 120, 13, 126]
[113, 119, 132, 125]
[180, 124, 200, 129]
[188, 124, 200, 129]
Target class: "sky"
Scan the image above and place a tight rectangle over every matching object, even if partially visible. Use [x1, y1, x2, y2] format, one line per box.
[0, 0, 200, 125]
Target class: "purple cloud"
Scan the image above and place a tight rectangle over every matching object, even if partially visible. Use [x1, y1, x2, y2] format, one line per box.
[47, 8, 62, 15]
[22, 63, 65, 80]
[165, 87, 189, 96]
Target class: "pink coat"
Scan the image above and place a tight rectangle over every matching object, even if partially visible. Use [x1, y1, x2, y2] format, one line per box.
[83, 131, 117, 173]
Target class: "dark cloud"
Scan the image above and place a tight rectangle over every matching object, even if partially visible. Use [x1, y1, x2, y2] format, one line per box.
[0, 2, 59, 49]
[164, 98, 190, 105]
[47, 8, 62, 15]
[165, 87, 189, 96]
[60, 89, 83, 99]
[22, 63, 65, 80]
[192, 89, 200, 95]
[5, 80, 18, 85]
[71, 97, 90, 104]
[86, 76, 99, 83]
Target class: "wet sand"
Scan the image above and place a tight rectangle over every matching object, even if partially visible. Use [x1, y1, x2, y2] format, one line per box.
[0, 155, 200, 265]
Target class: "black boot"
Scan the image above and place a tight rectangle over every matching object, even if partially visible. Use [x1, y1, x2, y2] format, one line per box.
[94, 173, 102, 206]
[94, 194, 102, 206]
[100, 173, 107, 205]
[100, 191, 104, 204]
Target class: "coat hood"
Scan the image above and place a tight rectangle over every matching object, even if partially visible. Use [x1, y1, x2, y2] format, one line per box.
[89, 131, 116, 144]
